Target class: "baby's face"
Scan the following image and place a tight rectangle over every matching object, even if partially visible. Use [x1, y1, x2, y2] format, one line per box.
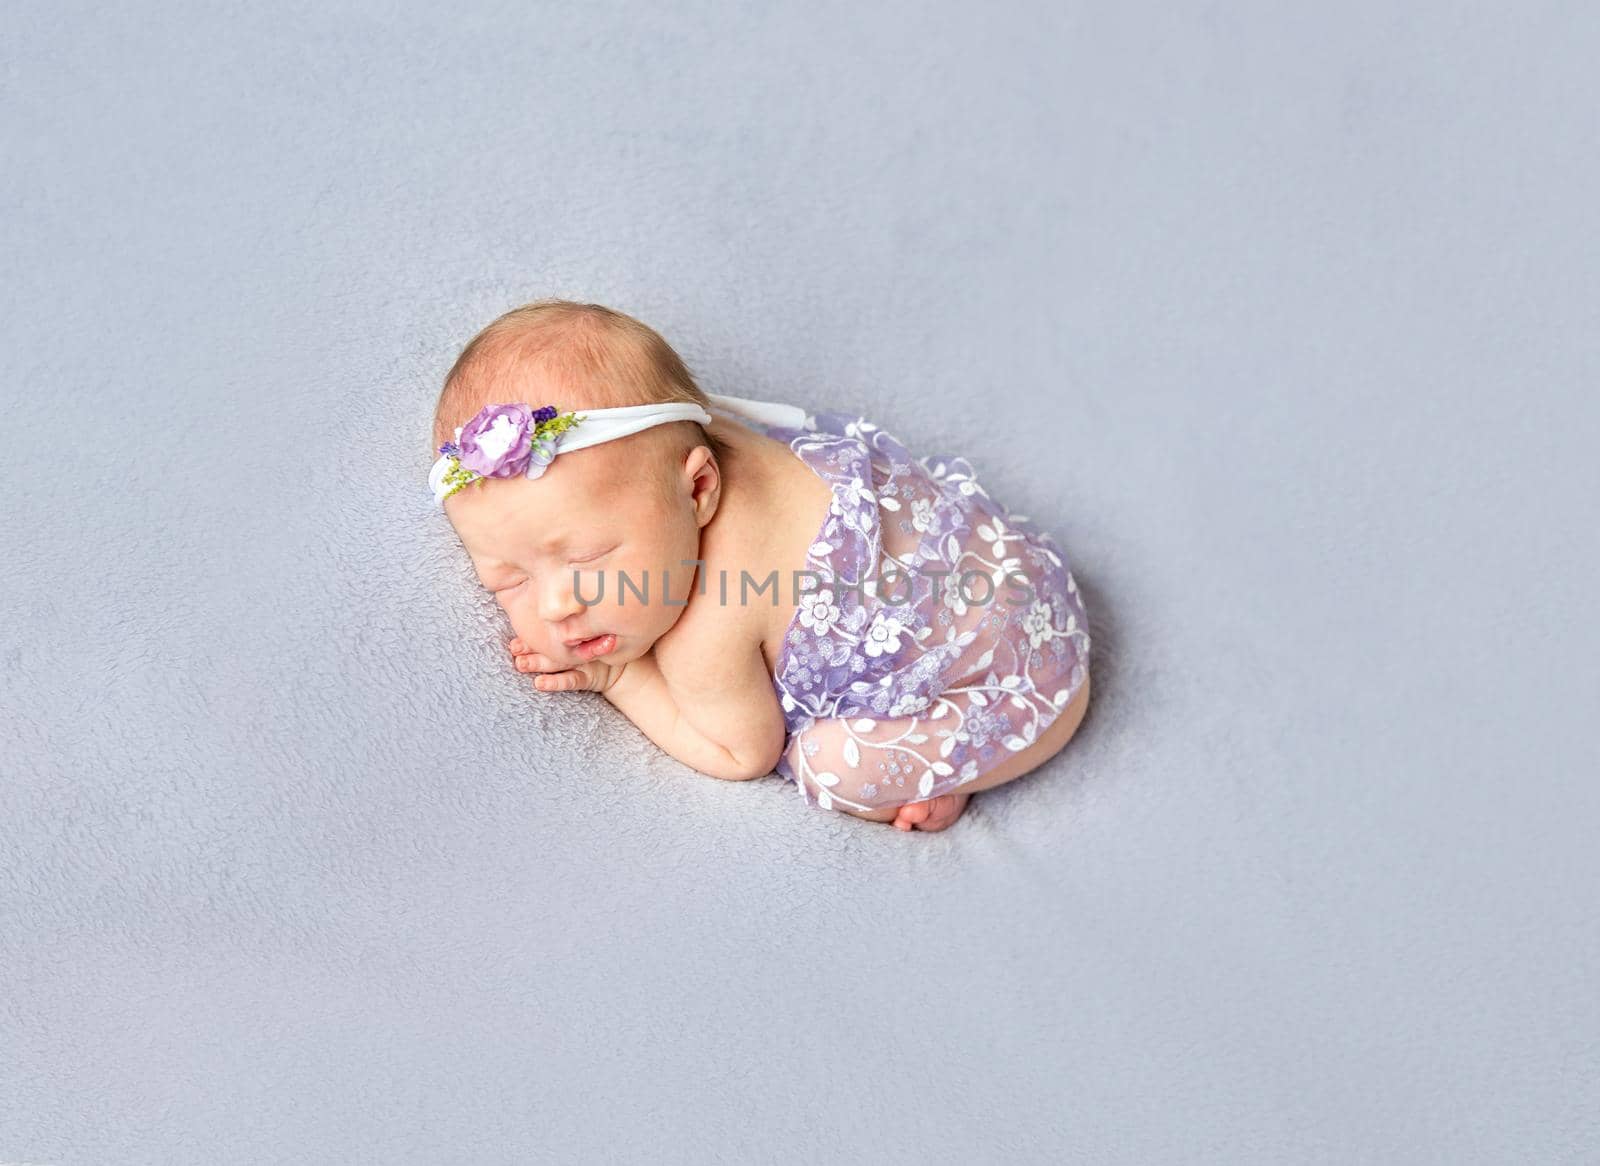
[444, 437, 716, 668]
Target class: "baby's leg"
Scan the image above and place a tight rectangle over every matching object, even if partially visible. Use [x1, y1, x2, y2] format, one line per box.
[783, 672, 1091, 822]
[836, 802, 902, 824]
[784, 715, 953, 819]
[931, 671, 1090, 798]
[891, 674, 1090, 830]
[785, 721, 916, 821]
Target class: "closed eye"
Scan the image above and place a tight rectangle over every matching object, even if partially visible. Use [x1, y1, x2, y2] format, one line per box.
[569, 545, 616, 564]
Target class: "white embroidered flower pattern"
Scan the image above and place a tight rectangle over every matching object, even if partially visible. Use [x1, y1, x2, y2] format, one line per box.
[935, 571, 969, 617]
[798, 588, 840, 634]
[1021, 598, 1055, 649]
[861, 611, 907, 658]
[889, 691, 930, 717]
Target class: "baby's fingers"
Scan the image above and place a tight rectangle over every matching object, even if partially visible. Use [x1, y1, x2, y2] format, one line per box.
[513, 652, 559, 674]
[530, 669, 588, 692]
[507, 638, 593, 691]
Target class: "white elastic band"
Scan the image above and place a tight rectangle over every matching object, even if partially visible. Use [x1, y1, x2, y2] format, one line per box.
[545, 401, 713, 454]
[705, 392, 810, 431]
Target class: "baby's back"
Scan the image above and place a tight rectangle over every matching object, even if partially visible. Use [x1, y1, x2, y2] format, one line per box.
[651, 410, 835, 680]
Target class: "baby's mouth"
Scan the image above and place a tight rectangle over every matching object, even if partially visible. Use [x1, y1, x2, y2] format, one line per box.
[568, 633, 616, 658]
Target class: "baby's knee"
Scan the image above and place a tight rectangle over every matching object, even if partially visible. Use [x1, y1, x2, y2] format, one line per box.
[793, 773, 901, 822]
[784, 713, 937, 814]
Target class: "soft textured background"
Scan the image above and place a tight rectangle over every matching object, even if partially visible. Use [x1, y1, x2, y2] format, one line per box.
[3, 3, 1597, 1163]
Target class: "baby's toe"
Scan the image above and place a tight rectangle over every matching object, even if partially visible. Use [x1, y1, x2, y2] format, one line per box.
[919, 793, 971, 832]
[893, 801, 932, 831]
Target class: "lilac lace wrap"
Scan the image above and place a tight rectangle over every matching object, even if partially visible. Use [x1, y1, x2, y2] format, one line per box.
[737, 406, 1091, 814]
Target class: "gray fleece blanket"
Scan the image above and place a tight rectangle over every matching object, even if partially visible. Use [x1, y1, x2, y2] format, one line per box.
[3, 3, 1596, 1163]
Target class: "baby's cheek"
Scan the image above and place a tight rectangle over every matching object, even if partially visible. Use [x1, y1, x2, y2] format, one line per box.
[506, 617, 548, 654]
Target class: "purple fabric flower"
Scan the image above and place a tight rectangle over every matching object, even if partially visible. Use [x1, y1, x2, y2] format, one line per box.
[457, 403, 535, 478]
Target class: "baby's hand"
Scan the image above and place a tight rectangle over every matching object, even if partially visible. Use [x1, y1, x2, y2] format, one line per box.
[508, 635, 625, 694]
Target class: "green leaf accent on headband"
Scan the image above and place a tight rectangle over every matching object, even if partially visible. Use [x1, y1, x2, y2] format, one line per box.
[439, 457, 481, 501]
[535, 411, 584, 442]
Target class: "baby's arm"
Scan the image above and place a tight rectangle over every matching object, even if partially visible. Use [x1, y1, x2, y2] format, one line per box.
[602, 634, 786, 783]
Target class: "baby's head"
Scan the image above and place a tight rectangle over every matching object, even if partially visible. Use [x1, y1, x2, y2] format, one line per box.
[430, 299, 730, 667]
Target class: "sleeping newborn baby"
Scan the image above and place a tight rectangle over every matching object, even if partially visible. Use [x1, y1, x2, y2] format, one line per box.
[428, 299, 1091, 832]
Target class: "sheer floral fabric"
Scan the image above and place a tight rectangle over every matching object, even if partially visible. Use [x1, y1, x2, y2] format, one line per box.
[719, 401, 1091, 815]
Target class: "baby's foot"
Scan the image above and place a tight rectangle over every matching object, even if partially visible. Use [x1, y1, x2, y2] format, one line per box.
[891, 791, 971, 832]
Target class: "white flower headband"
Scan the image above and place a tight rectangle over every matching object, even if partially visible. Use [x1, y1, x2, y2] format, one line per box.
[429, 399, 715, 505]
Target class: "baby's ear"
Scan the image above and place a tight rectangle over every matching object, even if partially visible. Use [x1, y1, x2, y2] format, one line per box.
[684, 446, 722, 508]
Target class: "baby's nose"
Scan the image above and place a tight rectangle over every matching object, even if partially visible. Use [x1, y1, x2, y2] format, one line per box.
[534, 575, 586, 624]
